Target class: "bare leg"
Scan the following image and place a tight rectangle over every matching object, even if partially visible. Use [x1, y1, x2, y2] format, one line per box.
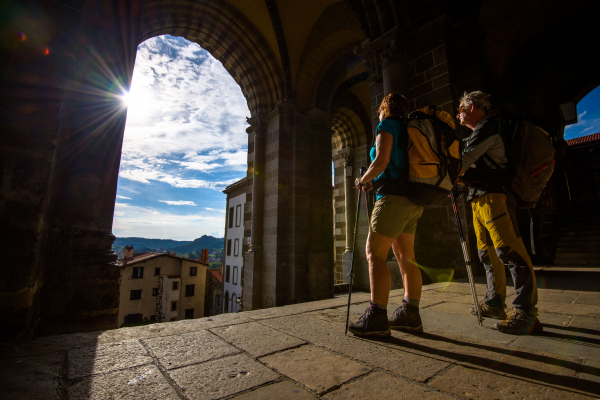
[391, 233, 421, 300]
[366, 230, 395, 306]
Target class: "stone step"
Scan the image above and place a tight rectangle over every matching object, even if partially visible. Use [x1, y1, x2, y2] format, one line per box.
[556, 241, 600, 248]
[561, 226, 600, 233]
[569, 218, 600, 226]
[554, 258, 600, 265]
[558, 236, 600, 243]
[555, 247, 600, 254]
[555, 252, 600, 259]
[559, 230, 600, 237]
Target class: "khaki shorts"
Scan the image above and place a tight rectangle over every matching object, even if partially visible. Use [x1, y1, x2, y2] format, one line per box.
[370, 195, 423, 238]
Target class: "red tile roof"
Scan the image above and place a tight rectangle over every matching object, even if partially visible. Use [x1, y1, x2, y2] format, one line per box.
[120, 252, 209, 267]
[209, 269, 223, 283]
[566, 132, 600, 146]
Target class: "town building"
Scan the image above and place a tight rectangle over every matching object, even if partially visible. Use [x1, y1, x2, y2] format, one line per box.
[118, 247, 209, 326]
[205, 268, 223, 317]
[222, 178, 247, 313]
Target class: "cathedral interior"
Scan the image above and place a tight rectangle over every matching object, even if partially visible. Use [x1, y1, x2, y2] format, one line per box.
[1, 0, 600, 340]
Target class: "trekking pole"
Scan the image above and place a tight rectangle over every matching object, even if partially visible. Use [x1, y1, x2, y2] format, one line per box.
[345, 167, 367, 335]
[450, 189, 484, 326]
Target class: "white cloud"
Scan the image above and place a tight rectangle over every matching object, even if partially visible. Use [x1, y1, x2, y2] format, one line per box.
[112, 203, 225, 240]
[206, 207, 225, 212]
[120, 35, 250, 189]
[116, 195, 132, 200]
[159, 200, 197, 206]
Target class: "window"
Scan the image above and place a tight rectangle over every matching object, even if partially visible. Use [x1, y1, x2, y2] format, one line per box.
[152, 288, 158, 296]
[234, 239, 239, 256]
[225, 265, 231, 283]
[215, 294, 221, 308]
[190, 266, 197, 276]
[132, 267, 143, 279]
[124, 313, 142, 324]
[185, 309, 194, 319]
[172, 281, 179, 290]
[227, 239, 232, 256]
[235, 204, 242, 227]
[171, 301, 178, 311]
[130, 290, 141, 300]
[150, 315, 157, 321]
[224, 291, 229, 312]
[228, 207, 234, 228]
[233, 266, 238, 285]
[185, 284, 195, 297]
[154, 267, 160, 275]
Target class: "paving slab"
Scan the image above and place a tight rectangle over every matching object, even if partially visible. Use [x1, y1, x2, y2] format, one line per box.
[68, 340, 152, 379]
[260, 345, 371, 394]
[431, 364, 596, 399]
[323, 371, 455, 399]
[574, 293, 600, 305]
[169, 354, 279, 400]
[568, 315, 600, 331]
[425, 301, 476, 316]
[508, 323, 600, 361]
[95, 313, 253, 345]
[143, 330, 239, 370]
[0, 332, 100, 360]
[67, 364, 179, 400]
[261, 314, 452, 381]
[579, 359, 600, 384]
[231, 381, 317, 399]
[536, 312, 572, 327]
[211, 322, 306, 357]
[537, 292, 580, 304]
[536, 302, 600, 317]
[0, 352, 61, 400]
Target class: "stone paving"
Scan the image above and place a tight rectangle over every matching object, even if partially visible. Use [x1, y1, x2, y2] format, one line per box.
[2, 275, 599, 400]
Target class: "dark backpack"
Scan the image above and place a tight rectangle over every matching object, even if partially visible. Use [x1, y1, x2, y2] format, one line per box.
[486, 114, 556, 209]
[372, 106, 461, 206]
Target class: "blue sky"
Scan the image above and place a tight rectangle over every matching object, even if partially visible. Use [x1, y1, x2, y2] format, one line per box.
[113, 35, 250, 240]
[564, 85, 600, 140]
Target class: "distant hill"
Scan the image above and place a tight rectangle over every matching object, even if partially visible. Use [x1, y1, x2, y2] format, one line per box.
[113, 237, 190, 254]
[168, 235, 224, 254]
[112, 235, 224, 256]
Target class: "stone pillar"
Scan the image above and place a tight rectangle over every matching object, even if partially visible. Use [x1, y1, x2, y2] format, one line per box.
[33, 0, 145, 336]
[243, 114, 267, 311]
[382, 42, 408, 97]
[307, 108, 334, 301]
[340, 149, 354, 253]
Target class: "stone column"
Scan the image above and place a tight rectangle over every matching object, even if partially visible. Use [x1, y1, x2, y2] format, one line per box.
[340, 148, 356, 285]
[307, 108, 334, 301]
[381, 40, 408, 97]
[34, 0, 145, 336]
[243, 114, 267, 311]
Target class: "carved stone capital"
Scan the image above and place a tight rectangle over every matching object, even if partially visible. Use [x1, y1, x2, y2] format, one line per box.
[338, 147, 353, 166]
[356, 35, 405, 84]
[246, 114, 268, 137]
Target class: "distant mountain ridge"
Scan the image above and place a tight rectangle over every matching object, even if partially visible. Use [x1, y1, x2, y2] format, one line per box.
[113, 235, 224, 255]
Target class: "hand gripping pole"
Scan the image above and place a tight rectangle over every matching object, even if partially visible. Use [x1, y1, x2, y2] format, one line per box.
[345, 167, 367, 335]
[450, 190, 484, 326]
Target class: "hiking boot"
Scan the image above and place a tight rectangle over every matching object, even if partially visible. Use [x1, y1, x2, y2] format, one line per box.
[348, 303, 391, 337]
[494, 308, 543, 335]
[470, 301, 507, 320]
[389, 300, 423, 333]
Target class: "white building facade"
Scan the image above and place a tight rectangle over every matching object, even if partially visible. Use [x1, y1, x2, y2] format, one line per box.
[222, 178, 247, 313]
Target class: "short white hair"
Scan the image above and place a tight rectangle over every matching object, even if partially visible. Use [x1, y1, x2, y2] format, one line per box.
[460, 91, 492, 114]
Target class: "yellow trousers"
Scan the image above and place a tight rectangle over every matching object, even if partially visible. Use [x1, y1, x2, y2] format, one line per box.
[471, 193, 538, 313]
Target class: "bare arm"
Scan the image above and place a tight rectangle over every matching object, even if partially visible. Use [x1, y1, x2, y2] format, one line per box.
[355, 130, 393, 190]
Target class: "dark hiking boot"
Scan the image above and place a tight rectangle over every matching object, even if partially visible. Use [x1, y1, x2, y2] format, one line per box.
[494, 308, 543, 335]
[348, 303, 391, 337]
[470, 300, 507, 320]
[389, 300, 423, 333]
